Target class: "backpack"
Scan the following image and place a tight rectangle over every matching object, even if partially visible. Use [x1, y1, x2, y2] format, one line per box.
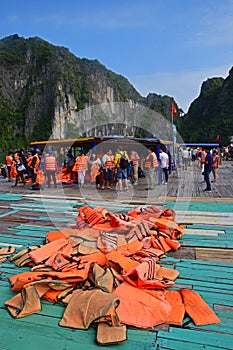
[119, 152, 129, 169]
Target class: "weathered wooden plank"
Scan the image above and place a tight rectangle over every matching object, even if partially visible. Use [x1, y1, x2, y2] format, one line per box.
[184, 228, 224, 236]
[164, 257, 233, 268]
[156, 336, 229, 350]
[178, 216, 233, 225]
[0, 311, 156, 350]
[8, 224, 58, 231]
[157, 328, 233, 349]
[181, 240, 233, 248]
[176, 210, 233, 218]
[185, 318, 233, 334]
[193, 285, 233, 296]
[0, 194, 24, 201]
[174, 278, 233, 291]
[174, 263, 233, 277]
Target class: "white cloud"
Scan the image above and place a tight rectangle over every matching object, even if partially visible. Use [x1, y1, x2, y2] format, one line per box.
[129, 65, 231, 113]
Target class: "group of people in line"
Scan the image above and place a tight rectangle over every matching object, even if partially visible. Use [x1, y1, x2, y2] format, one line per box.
[71, 145, 170, 193]
[1, 145, 171, 192]
[0, 144, 224, 193]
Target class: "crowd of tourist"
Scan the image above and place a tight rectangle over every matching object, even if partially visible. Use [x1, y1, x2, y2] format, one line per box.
[1, 142, 228, 194]
[0, 145, 172, 192]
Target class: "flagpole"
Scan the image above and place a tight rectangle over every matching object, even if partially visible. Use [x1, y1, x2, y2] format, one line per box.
[171, 103, 175, 171]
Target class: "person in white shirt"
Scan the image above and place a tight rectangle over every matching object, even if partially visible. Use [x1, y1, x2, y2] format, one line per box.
[181, 147, 191, 170]
[159, 147, 169, 184]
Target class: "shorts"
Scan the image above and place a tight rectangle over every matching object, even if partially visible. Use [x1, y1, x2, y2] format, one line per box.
[116, 167, 128, 181]
[103, 168, 113, 181]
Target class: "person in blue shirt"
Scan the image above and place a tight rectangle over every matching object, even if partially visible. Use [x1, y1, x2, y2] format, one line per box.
[203, 148, 213, 192]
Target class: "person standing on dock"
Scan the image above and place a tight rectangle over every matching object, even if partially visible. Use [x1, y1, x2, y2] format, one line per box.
[73, 152, 88, 187]
[44, 151, 58, 188]
[203, 148, 213, 192]
[5, 151, 13, 182]
[114, 146, 129, 193]
[159, 147, 169, 184]
[211, 150, 220, 183]
[130, 150, 140, 185]
[144, 147, 158, 190]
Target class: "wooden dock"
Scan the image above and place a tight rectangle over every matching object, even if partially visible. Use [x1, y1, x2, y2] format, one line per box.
[0, 160, 233, 349]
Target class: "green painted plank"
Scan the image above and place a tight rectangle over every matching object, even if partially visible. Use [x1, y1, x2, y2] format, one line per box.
[0, 311, 156, 350]
[0, 235, 42, 245]
[175, 266, 233, 282]
[0, 194, 24, 201]
[0, 209, 18, 218]
[166, 201, 233, 213]
[19, 216, 74, 222]
[11, 230, 48, 238]
[9, 224, 58, 231]
[157, 328, 233, 349]
[195, 291, 233, 308]
[193, 285, 233, 296]
[186, 224, 233, 232]
[184, 318, 233, 334]
[164, 257, 233, 269]
[181, 235, 233, 241]
[216, 311, 233, 320]
[175, 267, 233, 284]
[155, 337, 226, 350]
[181, 240, 233, 248]
[174, 261, 233, 272]
[174, 278, 233, 291]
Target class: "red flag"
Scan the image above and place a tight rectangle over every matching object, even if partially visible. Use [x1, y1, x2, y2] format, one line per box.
[215, 135, 220, 141]
[172, 102, 178, 116]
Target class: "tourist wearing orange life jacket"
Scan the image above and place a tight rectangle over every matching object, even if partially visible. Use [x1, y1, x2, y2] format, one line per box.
[212, 150, 220, 183]
[44, 151, 58, 188]
[5, 151, 13, 182]
[102, 150, 115, 189]
[12, 152, 26, 187]
[144, 147, 158, 190]
[199, 148, 206, 174]
[89, 153, 102, 189]
[73, 152, 88, 187]
[27, 151, 41, 185]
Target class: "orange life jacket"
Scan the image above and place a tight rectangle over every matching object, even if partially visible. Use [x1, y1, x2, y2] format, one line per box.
[200, 151, 206, 164]
[144, 152, 158, 168]
[90, 163, 101, 182]
[105, 155, 115, 169]
[45, 155, 57, 171]
[28, 154, 40, 169]
[6, 155, 12, 165]
[212, 154, 220, 168]
[73, 155, 88, 172]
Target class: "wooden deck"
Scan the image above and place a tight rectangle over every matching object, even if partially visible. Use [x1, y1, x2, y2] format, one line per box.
[0, 160, 233, 349]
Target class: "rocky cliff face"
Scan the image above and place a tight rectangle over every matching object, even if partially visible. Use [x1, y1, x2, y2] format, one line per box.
[0, 35, 153, 148]
[182, 70, 233, 145]
[7, 34, 230, 150]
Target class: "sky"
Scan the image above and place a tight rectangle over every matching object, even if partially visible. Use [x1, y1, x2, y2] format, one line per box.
[1, 0, 233, 112]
